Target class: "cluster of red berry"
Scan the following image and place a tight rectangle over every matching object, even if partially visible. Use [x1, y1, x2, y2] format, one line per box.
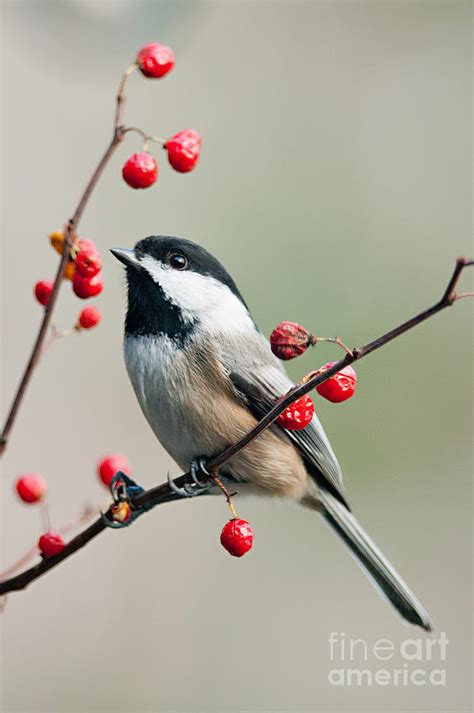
[270, 321, 358, 430]
[34, 231, 103, 329]
[122, 129, 201, 189]
[121, 43, 201, 189]
[14, 454, 131, 558]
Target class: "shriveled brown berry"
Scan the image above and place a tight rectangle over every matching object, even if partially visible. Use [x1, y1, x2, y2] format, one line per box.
[270, 321, 314, 360]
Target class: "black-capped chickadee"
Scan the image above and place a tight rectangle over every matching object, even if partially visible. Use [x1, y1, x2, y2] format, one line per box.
[111, 235, 433, 632]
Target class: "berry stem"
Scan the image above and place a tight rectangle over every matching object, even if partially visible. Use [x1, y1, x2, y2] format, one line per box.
[123, 126, 148, 141]
[123, 127, 166, 148]
[313, 336, 353, 355]
[41, 501, 51, 532]
[114, 63, 137, 129]
[211, 473, 238, 519]
[40, 324, 76, 358]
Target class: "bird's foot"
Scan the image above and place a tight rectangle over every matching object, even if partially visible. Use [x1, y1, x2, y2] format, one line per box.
[167, 457, 212, 498]
[101, 471, 147, 528]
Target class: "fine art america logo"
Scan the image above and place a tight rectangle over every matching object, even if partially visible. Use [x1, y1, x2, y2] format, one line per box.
[328, 632, 448, 687]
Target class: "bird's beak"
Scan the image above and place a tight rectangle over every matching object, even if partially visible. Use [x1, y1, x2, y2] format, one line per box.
[110, 248, 140, 268]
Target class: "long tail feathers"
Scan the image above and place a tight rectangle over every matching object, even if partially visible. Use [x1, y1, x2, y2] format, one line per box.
[318, 489, 434, 632]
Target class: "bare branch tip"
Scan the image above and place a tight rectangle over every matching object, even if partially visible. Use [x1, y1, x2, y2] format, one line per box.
[456, 257, 474, 268]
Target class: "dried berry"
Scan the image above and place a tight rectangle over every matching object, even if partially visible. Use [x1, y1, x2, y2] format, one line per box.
[270, 321, 313, 360]
[63, 262, 76, 281]
[49, 230, 65, 255]
[110, 501, 133, 525]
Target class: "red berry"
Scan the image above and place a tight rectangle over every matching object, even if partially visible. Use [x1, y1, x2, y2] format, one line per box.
[122, 152, 158, 189]
[315, 362, 357, 403]
[76, 248, 102, 278]
[97, 454, 131, 487]
[72, 272, 103, 299]
[220, 519, 254, 557]
[165, 129, 201, 173]
[77, 306, 101, 330]
[34, 280, 53, 307]
[15, 473, 47, 503]
[136, 43, 175, 79]
[270, 321, 313, 361]
[276, 394, 314, 430]
[38, 531, 65, 558]
[77, 238, 98, 255]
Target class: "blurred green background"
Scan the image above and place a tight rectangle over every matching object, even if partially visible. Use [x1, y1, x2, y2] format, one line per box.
[1, 1, 472, 711]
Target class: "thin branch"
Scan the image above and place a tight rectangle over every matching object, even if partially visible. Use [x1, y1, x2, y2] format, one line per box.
[0, 505, 97, 580]
[122, 126, 166, 152]
[0, 519, 107, 595]
[0, 68, 136, 457]
[114, 63, 137, 129]
[205, 258, 473, 471]
[1, 257, 471, 596]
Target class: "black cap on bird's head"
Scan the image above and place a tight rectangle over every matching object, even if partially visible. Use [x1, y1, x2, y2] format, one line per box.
[111, 235, 250, 340]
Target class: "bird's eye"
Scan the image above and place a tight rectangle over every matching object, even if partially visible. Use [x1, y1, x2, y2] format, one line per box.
[167, 252, 188, 270]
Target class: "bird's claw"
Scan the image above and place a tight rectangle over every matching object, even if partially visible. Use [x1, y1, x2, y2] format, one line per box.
[167, 472, 191, 498]
[167, 458, 212, 498]
[191, 457, 212, 488]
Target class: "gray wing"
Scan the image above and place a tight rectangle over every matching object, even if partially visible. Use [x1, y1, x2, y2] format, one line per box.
[224, 332, 350, 508]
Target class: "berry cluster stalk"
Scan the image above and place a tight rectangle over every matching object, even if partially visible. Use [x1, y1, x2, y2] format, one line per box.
[0, 72, 133, 456]
[2, 48, 202, 456]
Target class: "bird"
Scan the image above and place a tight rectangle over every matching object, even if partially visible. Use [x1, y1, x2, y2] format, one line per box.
[111, 235, 433, 632]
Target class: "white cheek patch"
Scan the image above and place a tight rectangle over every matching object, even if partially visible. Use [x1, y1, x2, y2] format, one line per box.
[139, 254, 165, 284]
[139, 254, 255, 334]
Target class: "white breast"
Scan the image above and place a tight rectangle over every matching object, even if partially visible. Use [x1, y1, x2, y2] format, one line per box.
[124, 335, 196, 467]
[123, 332, 310, 499]
[124, 333, 250, 468]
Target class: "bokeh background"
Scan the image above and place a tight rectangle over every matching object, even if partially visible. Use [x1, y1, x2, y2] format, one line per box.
[1, 1, 472, 712]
